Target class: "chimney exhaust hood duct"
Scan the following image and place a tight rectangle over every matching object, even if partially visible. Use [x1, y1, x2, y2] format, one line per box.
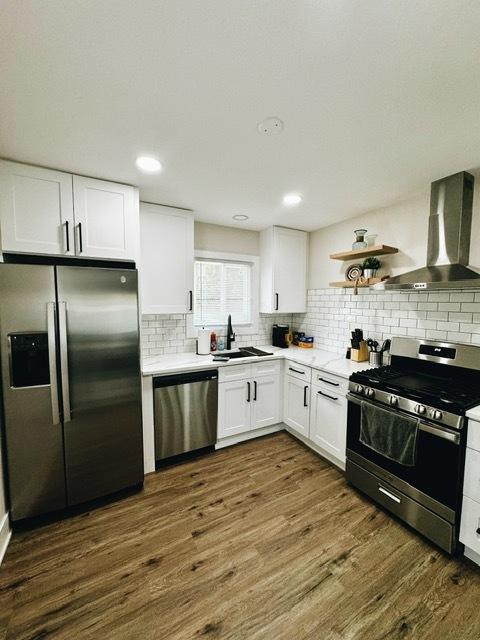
[375, 171, 480, 291]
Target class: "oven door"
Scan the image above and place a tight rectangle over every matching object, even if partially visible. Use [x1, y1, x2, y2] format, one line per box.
[346, 394, 465, 517]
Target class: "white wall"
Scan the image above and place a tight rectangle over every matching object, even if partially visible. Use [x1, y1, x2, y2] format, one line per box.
[194, 221, 259, 255]
[309, 169, 480, 289]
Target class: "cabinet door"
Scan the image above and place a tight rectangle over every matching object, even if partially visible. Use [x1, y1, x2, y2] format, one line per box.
[0, 160, 74, 255]
[310, 386, 347, 463]
[139, 203, 194, 314]
[73, 176, 136, 260]
[217, 379, 251, 438]
[252, 375, 281, 429]
[284, 375, 310, 437]
[273, 227, 307, 313]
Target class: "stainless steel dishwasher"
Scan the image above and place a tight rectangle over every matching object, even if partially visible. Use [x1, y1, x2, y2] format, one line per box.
[154, 369, 218, 462]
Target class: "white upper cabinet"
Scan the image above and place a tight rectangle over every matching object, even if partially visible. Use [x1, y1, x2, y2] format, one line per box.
[0, 161, 74, 256]
[0, 161, 138, 261]
[139, 203, 194, 314]
[72, 176, 136, 261]
[260, 226, 307, 313]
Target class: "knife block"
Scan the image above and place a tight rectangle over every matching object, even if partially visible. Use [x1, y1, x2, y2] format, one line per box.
[351, 341, 369, 362]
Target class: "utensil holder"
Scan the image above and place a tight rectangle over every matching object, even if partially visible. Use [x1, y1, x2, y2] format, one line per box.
[351, 341, 369, 362]
[369, 351, 383, 367]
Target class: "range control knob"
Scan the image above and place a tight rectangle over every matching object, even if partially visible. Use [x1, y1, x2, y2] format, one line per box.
[415, 404, 427, 415]
[355, 384, 364, 394]
[389, 395, 399, 406]
[432, 409, 443, 421]
[365, 388, 375, 398]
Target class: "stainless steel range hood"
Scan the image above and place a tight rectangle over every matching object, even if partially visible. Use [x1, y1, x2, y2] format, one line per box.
[375, 171, 480, 291]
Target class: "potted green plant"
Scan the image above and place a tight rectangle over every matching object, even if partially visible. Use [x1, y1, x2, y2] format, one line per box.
[362, 256, 381, 279]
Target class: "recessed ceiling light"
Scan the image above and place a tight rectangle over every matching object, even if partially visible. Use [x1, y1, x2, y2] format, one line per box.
[283, 193, 302, 206]
[233, 214, 249, 221]
[136, 156, 162, 173]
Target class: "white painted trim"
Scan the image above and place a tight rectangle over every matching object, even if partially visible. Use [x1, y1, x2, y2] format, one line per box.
[187, 250, 260, 339]
[285, 426, 345, 471]
[215, 423, 283, 449]
[0, 512, 11, 566]
[142, 376, 156, 474]
[465, 545, 480, 567]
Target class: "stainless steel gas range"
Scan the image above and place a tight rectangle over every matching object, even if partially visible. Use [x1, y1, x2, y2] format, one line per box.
[346, 336, 480, 554]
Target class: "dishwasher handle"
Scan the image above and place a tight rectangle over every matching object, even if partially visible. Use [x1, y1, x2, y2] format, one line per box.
[153, 369, 218, 388]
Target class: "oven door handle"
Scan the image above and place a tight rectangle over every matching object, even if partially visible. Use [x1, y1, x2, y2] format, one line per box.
[418, 421, 460, 444]
[347, 393, 460, 445]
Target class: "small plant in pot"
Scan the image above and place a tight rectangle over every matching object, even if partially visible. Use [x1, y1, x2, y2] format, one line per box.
[362, 257, 381, 279]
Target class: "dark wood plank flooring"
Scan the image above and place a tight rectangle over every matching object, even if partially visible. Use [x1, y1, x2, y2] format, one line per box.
[1, 432, 480, 639]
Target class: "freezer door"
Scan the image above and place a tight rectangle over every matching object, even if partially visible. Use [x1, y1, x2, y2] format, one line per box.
[56, 266, 143, 505]
[0, 264, 66, 520]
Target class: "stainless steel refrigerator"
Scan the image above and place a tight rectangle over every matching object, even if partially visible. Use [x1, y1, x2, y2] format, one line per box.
[0, 263, 143, 522]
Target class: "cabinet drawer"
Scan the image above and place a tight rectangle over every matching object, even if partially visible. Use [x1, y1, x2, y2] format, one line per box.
[286, 361, 311, 382]
[312, 370, 347, 395]
[218, 364, 251, 383]
[460, 495, 480, 555]
[252, 359, 281, 378]
[464, 448, 480, 502]
[467, 421, 480, 453]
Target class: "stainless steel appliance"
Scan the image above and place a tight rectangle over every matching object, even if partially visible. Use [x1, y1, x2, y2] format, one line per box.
[346, 336, 480, 554]
[376, 171, 480, 290]
[154, 369, 218, 462]
[0, 263, 143, 522]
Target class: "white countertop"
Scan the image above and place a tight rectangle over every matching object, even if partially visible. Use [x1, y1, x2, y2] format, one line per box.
[142, 345, 372, 379]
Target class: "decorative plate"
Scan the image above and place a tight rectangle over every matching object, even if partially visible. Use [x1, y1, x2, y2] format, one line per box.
[345, 264, 362, 281]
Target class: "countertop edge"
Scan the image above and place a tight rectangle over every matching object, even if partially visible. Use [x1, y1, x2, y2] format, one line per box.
[142, 347, 371, 380]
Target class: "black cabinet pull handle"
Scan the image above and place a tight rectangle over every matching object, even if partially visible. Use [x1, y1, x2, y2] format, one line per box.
[303, 385, 309, 407]
[78, 222, 83, 253]
[318, 390, 339, 401]
[275, 293, 279, 311]
[247, 381, 251, 403]
[476, 527, 480, 535]
[289, 367, 304, 375]
[253, 380, 257, 401]
[188, 290, 193, 311]
[65, 220, 70, 252]
[318, 377, 339, 387]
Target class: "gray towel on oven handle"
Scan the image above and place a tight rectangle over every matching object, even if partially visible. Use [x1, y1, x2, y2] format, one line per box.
[360, 400, 419, 467]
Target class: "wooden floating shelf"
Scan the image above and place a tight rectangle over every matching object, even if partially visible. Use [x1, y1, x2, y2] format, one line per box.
[330, 244, 399, 261]
[329, 277, 384, 289]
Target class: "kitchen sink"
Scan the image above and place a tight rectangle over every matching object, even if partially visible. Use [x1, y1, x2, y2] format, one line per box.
[217, 347, 272, 359]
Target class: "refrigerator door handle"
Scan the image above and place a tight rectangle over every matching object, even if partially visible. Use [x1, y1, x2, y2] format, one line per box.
[47, 302, 60, 425]
[58, 301, 72, 422]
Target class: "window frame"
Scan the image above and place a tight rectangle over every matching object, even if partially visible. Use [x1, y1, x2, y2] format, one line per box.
[186, 250, 259, 339]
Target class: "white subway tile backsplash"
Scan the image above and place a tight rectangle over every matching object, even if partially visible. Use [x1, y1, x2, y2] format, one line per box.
[141, 313, 294, 356]
[292, 288, 480, 355]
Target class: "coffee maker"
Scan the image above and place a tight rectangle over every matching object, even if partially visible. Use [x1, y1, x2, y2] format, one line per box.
[272, 324, 289, 348]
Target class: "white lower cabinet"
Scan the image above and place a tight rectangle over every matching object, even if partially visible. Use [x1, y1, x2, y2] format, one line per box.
[284, 365, 347, 468]
[284, 374, 310, 438]
[217, 378, 252, 438]
[461, 418, 480, 565]
[252, 375, 281, 429]
[217, 363, 281, 441]
[310, 384, 347, 464]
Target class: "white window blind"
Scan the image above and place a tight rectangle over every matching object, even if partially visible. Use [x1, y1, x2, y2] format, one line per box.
[194, 259, 252, 326]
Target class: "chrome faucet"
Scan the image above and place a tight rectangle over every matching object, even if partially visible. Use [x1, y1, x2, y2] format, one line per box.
[226, 314, 235, 350]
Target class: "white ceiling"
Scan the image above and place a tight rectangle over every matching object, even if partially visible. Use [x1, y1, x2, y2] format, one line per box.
[1, 1, 480, 231]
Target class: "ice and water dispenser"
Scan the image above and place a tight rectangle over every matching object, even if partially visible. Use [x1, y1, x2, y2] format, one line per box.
[8, 332, 50, 388]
